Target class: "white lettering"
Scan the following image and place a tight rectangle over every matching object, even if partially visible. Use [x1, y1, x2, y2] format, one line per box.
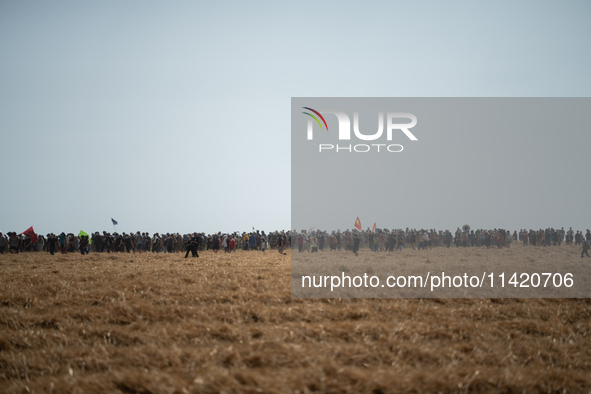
[321, 110, 350, 140]
[387, 113, 418, 140]
[353, 144, 370, 152]
[353, 112, 383, 140]
[387, 144, 403, 152]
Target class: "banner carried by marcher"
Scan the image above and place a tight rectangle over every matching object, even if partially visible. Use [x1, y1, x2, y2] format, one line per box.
[21, 226, 38, 243]
[78, 231, 92, 244]
[354, 217, 362, 231]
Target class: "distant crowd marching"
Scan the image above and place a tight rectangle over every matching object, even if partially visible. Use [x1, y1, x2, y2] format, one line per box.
[293, 227, 591, 258]
[1, 226, 590, 258]
[0, 230, 290, 257]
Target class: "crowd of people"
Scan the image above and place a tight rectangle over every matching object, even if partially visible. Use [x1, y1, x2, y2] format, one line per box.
[1, 227, 590, 258]
[0, 230, 289, 257]
[293, 227, 591, 258]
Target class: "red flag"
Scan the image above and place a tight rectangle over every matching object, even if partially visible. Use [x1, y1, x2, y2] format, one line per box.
[372, 223, 376, 233]
[354, 217, 362, 231]
[21, 226, 39, 243]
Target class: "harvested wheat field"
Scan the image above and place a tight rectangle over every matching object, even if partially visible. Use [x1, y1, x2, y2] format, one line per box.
[1, 247, 590, 393]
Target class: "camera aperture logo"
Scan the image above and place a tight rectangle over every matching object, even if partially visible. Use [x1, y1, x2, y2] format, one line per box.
[302, 107, 418, 153]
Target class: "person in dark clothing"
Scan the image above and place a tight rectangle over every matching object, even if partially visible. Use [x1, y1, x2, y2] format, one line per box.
[9, 232, 20, 254]
[94, 232, 102, 253]
[105, 233, 113, 253]
[152, 234, 162, 252]
[23, 235, 32, 252]
[47, 234, 58, 255]
[114, 234, 124, 252]
[124, 234, 134, 253]
[59, 232, 67, 254]
[185, 233, 200, 258]
[387, 232, 396, 252]
[582, 241, 590, 258]
[353, 234, 360, 256]
[80, 235, 89, 255]
[164, 234, 174, 253]
[278, 232, 287, 255]
[0, 232, 6, 254]
[212, 235, 220, 253]
[68, 235, 76, 253]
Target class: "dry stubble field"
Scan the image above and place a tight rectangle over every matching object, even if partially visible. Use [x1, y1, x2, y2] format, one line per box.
[1, 246, 590, 393]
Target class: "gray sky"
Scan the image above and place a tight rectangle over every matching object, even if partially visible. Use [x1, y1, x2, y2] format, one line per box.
[1, 0, 590, 235]
[291, 98, 591, 233]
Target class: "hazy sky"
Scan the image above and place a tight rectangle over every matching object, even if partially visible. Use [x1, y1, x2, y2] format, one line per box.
[1, 1, 590, 235]
[291, 98, 591, 233]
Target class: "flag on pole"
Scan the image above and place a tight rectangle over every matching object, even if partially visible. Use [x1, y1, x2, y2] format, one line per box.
[307, 226, 318, 235]
[354, 217, 362, 231]
[111, 218, 118, 225]
[21, 226, 39, 243]
[372, 223, 376, 233]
